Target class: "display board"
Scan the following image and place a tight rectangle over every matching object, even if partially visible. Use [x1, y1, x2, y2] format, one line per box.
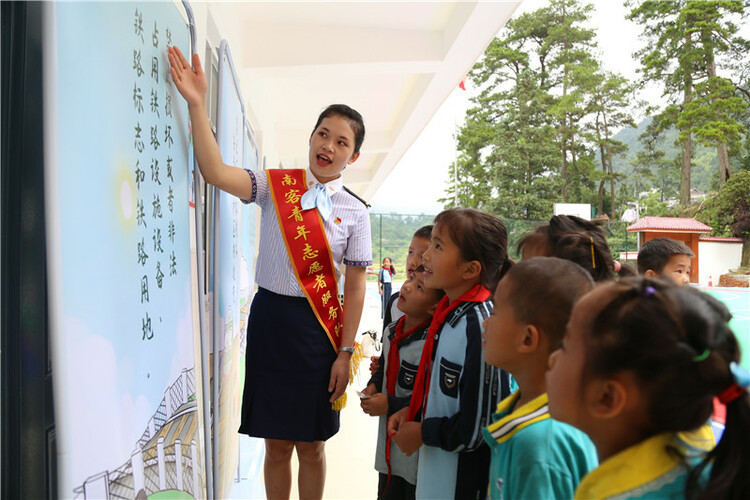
[212, 39, 246, 499]
[228, 122, 266, 500]
[43, 2, 205, 498]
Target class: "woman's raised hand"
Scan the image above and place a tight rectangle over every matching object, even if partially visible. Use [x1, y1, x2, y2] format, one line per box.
[168, 46, 207, 108]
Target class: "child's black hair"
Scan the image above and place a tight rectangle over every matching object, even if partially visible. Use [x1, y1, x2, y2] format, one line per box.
[433, 208, 512, 292]
[637, 237, 695, 275]
[312, 104, 366, 154]
[583, 277, 749, 500]
[502, 257, 594, 352]
[517, 215, 614, 282]
[413, 225, 433, 240]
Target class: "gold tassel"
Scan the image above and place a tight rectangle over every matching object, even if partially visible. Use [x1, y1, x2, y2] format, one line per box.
[331, 342, 364, 411]
[331, 392, 347, 411]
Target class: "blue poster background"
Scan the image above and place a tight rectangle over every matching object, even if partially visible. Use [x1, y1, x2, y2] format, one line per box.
[47, 2, 204, 498]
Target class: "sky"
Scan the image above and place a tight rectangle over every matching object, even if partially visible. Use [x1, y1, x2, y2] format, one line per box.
[369, 0, 653, 214]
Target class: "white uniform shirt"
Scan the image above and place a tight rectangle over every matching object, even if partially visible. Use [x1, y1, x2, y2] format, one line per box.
[242, 168, 372, 297]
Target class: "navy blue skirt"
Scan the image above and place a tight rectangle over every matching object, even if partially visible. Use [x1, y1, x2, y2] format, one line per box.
[238, 287, 340, 442]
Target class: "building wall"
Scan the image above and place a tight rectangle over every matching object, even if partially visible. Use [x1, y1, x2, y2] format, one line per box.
[699, 241, 743, 286]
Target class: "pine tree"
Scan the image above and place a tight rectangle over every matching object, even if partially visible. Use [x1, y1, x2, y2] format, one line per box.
[450, 0, 615, 219]
[590, 72, 636, 217]
[627, 0, 749, 206]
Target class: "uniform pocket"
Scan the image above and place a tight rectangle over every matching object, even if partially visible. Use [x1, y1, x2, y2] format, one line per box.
[438, 358, 462, 398]
[397, 360, 418, 391]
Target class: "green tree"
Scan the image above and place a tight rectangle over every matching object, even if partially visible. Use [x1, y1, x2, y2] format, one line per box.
[632, 119, 680, 202]
[590, 72, 637, 217]
[627, 0, 749, 206]
[449, 5, 562, 218]
[450, 0, 615, 219]
[680, 1, 748, 185]
[628, 0, 697, 207]
[545, 0, 599, 202]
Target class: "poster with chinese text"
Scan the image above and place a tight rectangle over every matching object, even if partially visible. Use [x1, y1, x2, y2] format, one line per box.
[44, 2, 206, 498]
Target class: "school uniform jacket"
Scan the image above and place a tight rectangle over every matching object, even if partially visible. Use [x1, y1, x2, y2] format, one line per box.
[416, 300, 515, 500]
[370, 320, 429, 485]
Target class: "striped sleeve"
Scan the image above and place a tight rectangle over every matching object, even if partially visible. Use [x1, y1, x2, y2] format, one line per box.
[343, 204, 372, 267]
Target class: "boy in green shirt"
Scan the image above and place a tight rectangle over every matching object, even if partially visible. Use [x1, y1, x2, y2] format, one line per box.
[481, 258, 598, 499]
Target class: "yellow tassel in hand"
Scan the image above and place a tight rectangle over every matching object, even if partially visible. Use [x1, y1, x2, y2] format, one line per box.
[331, 342, 364, 411]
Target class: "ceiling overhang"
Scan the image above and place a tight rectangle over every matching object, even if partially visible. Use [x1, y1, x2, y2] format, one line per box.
[214, 1, 521, 200]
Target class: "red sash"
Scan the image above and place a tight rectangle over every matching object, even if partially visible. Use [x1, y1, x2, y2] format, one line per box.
[267, 169, 343, 352]
[406, 285, 491, 421]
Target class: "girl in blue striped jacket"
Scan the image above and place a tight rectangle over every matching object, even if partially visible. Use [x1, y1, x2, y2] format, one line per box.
[388, 208, 515, 499]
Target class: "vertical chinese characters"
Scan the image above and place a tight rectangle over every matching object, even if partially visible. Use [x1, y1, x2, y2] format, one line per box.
[132, 8, 180, 341]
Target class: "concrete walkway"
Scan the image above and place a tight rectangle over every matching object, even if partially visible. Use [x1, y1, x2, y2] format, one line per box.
[315, 281, 396, 499]
[231, 281, 400, 499]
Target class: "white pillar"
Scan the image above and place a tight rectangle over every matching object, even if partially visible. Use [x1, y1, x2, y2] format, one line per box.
[191, 440, 200, 497]
[175, 439, 184, 491]
[131, 448, 145, 494]
[157, 437, 166, 490]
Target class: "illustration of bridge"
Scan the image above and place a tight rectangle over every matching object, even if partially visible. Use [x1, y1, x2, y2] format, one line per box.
[74, 367, 204, 499]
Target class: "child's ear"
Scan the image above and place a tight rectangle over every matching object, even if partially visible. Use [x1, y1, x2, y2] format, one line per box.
[587, 378, 628, 420]
[462, 260, 482, 281]
[427, 302, 438, 316]
[644, 269, 658, 279]
[347, 151, 360, 164]
[518, 325, 540, 354]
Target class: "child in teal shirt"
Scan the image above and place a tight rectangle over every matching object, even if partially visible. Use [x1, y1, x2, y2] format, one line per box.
[481, 258, 598, 499]
[547, 278, 750, 499]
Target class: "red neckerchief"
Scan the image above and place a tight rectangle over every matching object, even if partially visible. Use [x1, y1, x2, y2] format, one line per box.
[386, 316, 431, 396]
[384, 315, 430, 491]
[382, 266, 393, 279]
[406, 284, 491, 422]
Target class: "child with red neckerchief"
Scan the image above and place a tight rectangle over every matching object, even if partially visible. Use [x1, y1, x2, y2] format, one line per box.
[379, 257, 396, 318]
[360, 268, 444, 500]
[388, 208, 516, 499]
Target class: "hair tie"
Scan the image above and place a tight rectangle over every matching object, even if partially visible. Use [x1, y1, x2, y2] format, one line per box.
[692, 349, 710, 362]
[730, 361, 750, 387]
[717, 362, 750, 404]
[643, 286, 657, 298]
[590, 237, 596, 269]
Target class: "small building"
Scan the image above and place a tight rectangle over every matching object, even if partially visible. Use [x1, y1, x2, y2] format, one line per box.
[627, 216, 713, 285]
[698, 236, 745, 286]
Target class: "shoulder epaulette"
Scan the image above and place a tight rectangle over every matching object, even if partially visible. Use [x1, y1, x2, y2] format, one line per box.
[343, 186, 371, 208]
